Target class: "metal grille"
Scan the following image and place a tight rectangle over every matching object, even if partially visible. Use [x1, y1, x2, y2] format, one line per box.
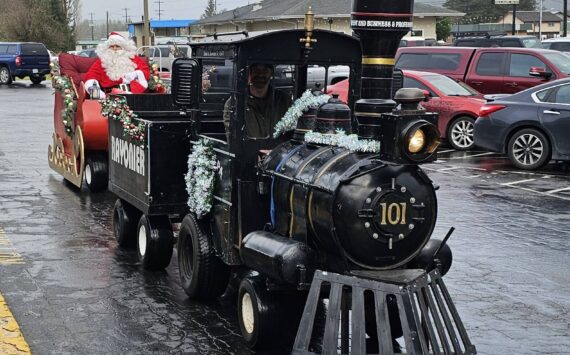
[172, 58, 199, 107]
[293, 269, 477, 355]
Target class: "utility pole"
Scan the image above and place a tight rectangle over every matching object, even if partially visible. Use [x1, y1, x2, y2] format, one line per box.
[155, 0, 164, 20]
[106, 11, 109, 37]
[89, 12, 95, 40]
[538, 0, 543, 40]
[512, 4, 517, 35]
[122, 8, 130, 24]
[562, 0, 568, 37]
[143, 0, 151, 46]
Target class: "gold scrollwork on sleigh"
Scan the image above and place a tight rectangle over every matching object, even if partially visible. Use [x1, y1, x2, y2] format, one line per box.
[48, 126, 85, 188]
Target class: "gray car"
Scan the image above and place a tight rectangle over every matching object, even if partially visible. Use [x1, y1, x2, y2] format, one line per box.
[474, 78, 570, 170]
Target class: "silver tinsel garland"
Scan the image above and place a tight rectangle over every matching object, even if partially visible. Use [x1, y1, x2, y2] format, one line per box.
[272, 90, 331, 138]
[185, 139, 218, 218]
[304, 129, 381, 153]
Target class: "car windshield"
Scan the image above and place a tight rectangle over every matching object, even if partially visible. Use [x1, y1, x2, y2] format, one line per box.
[522, 37, 542, 48]
[421, 74, 476, 96]
[543, 52, 570, 74]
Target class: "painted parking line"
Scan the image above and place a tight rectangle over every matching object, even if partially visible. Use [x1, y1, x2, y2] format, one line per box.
[0, 230, 24, 265]
[438, 149, 456, 154]
[500, 179, 536, 186]
[546, 186, 570, 194]
[445, 152, 499, 160]
[0, 292, 31, 355]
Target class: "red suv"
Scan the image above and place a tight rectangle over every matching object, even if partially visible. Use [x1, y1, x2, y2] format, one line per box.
[395, 47, 570, 94]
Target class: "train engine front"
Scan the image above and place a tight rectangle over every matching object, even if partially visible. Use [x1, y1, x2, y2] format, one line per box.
[242, 0, 445, 284]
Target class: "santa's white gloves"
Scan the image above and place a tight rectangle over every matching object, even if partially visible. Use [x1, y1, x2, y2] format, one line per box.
[123, 70, 148, 89]
[84, 79, 105, 99]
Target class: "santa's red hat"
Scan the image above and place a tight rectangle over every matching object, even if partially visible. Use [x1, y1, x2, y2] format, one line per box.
[97, 31, 136, 56]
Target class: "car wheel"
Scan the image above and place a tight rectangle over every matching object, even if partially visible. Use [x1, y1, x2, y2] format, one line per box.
[448, 116, 475, 150]
[30, 75, 44, 85]
[137, 215, 174, 270]
[0, 66, 12, 85]
[177, 214, 229, 300]
[84, 154, 108, 192]
[113, 199, 141, 248]
[507, 128, 551, 170]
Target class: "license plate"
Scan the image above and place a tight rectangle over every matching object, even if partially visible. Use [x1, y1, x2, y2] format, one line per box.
[32, 69, 38, 73]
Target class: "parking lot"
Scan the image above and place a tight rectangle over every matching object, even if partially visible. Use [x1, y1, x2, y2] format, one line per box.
[0, 80, 569, 354]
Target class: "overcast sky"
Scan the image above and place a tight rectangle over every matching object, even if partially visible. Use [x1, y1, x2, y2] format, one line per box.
[81, 0, 253, 24]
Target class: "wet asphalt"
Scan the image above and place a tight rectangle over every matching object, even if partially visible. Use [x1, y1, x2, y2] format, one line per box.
[0, 80, 569, 355]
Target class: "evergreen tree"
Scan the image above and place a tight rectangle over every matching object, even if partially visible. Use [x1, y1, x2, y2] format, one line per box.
[436, 17, 453, 41]
[201, 0, 217, 19]
[444, 0, 537, 24]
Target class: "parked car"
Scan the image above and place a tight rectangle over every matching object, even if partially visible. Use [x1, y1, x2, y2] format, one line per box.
[145, 44, 190, 72]
[541, 37, 570, 53]
[395, 46, 570, 94]
[0, 42, 51, 85]
[453, 33, 541, 48]
[326, 70, 485, 150]
[78, 48, 97, 58]
[306, 65, 350, 89]
[474, 78, 570, 170]
[400, 36, 438, 47]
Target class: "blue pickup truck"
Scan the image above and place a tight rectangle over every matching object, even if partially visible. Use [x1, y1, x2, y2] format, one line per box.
[0, 42, 51, 85]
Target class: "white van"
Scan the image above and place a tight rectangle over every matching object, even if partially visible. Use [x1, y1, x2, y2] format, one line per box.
[542, 37, 570, 53]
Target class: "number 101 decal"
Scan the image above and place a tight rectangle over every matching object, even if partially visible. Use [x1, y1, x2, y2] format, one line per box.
[379, 202, 408, 225]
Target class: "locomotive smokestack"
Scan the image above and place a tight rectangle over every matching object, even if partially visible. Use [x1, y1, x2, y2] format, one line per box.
[351, 0, 414, 99]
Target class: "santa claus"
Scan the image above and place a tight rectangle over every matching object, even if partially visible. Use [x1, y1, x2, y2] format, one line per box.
[84, 32, 149, 98]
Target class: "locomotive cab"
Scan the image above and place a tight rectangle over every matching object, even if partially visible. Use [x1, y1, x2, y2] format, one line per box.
[185, 30, 364, 266]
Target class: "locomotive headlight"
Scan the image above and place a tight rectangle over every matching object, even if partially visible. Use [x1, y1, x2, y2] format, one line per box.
[408, 128, 426, 153]
[402, 122, 440, 162]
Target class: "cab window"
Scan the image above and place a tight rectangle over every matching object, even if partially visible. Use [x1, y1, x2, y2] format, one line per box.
[509, 54, 550, 77]
[476, 53, 505, 76]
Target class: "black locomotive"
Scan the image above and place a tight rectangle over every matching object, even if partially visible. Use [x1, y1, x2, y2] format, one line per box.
[107, 0, 476, 353]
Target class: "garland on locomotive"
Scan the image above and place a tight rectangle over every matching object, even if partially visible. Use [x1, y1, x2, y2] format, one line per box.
[106, 0, 476, 352]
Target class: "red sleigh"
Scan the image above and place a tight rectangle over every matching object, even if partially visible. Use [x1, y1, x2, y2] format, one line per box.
[48, 53, 164, 192]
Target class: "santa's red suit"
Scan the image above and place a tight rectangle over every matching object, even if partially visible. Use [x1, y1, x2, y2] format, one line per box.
[84, 56, 149, 94]
[84, 32, 150, 98]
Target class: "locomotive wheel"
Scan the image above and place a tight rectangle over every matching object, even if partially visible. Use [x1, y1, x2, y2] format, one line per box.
[113, 199, 141, 248]
[448, 116, 475, 151]
[85, 154, 108, 192]
[177, 214, 229, 300]
[137, 215, 174, 270]
[237, 277, 279, 350]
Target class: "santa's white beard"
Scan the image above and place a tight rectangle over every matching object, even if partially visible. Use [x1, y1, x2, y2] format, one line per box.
[99, 49, 136, 81]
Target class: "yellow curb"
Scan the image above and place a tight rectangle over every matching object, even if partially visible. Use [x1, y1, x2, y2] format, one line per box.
[0, 293, 31, 354]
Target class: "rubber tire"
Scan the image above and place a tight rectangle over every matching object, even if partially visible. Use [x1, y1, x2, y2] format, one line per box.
[0, 66, 12, 85]
[85, 154, 108, 192]
[448, 116, 475, 151]
[177, 214, 229, 300]
[237, 277, 280, 350]
[113, 199, 141, 248]
[30, 75, 44, 85]
[137, 215, 174, 270]
[507, 128, 551, 170]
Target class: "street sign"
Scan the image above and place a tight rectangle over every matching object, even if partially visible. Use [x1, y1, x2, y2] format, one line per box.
[495, 0, 520, 4]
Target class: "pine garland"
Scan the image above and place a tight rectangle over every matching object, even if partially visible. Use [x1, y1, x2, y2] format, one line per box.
[305, 129, 381, 153]
[50, 61, 76, 137]
[185, 139, 218, 218]
[147, 61, 167, 93]
[273, 90, 331, 138]
[100, 96, 146, 146]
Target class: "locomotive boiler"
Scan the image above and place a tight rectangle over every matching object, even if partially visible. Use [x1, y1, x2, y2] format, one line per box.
[107, 0, 476, 352]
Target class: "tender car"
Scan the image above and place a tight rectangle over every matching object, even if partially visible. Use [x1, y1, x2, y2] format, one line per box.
[326, 70, 485, 150]
[0, 42, 51, 85]
[474, 78, 570, 170]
